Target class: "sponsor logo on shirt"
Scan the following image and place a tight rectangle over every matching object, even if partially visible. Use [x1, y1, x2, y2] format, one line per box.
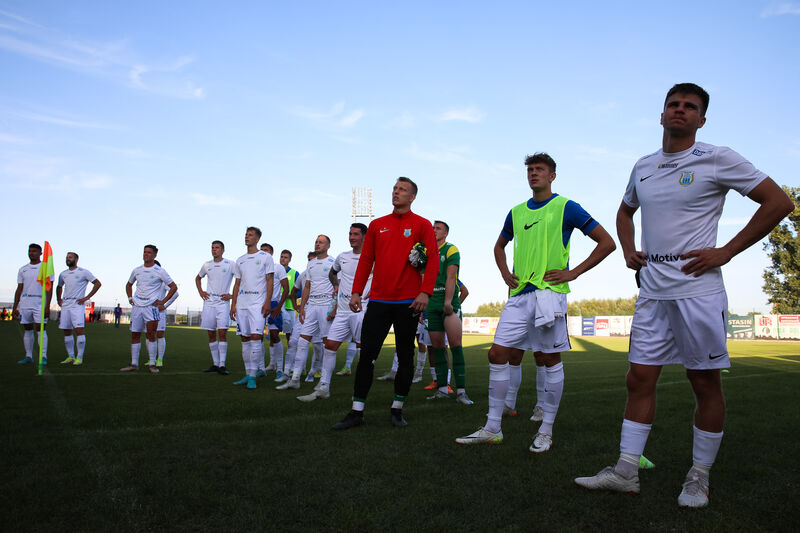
[658, 162, 678, 168]
[679, 171, 695, 186]
[647, 253, 682, 263]
[239, 290, 260, 295]
[692, 149, 707, 156]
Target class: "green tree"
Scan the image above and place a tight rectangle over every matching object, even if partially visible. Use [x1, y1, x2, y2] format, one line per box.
[470, 301, 506, 317]
[763, 185, 800, 313]
[567, 296, 638, 316]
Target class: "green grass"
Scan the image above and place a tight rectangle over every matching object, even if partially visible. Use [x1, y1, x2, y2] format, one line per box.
[2, 321, 799, 532]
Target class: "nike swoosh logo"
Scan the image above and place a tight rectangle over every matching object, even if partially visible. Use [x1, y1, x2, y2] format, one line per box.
[639, 174, 654, 182]
[524, 221, 539, 230]
[380, 229, 389, 233]
[709, 353, 726, 360]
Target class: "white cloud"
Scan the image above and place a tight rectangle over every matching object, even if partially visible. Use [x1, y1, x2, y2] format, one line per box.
[339, 109, 364, 127]
[191, 193, 240, 207]
[406, 142, 513, 175]
[12, 171, 112, 191]
[0, 132, 32, 144]
[573, 145, 639, 163]
[436, 106, 485, 123]
[7, 109, 117, 130]
[761, 2, 800, 17]
[291, 101, 365, 128]
[0, 8, 204, 100]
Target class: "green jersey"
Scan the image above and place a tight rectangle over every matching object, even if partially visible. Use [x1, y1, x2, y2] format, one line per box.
[429, 241, 460, 310]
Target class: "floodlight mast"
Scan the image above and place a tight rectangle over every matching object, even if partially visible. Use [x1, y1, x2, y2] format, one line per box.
[351, 187, 374, 223]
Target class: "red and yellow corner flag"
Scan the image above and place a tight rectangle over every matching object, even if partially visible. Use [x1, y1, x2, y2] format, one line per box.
[36, 241, 54, 291]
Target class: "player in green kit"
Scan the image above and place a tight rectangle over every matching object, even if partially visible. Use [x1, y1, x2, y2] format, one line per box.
[425, 220, 472, 405]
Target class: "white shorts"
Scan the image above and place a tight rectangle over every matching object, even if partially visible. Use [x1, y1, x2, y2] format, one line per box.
[281, 309, 295, 334]
[236, 305, 266, 338]
[130, 305, 160, 333]
[59, 306, 85, 329]
[629, 292, 729, 370]
[157, 311, 167, 332]
[418, 324, 431, 346]
[201, 303, 230, 331]
[19, 308, 46, 325]
[493, 290, 570, 353]
[299, 305, 332, 339]
[327, 311, 364, 343]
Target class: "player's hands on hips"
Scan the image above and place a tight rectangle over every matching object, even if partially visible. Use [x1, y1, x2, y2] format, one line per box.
[625, 250, 648, 270]
[543, 269, 577, 284]
[501, 270, 519, 289]
[410, 292, 429, 313]
[349, 294, 362, 313]
[199, 290, 210, 300]
[77, 297, 88, 305]
[681, 247, 732, 277]
[220, 293, 232, 301]
[444, 302, 454, 316]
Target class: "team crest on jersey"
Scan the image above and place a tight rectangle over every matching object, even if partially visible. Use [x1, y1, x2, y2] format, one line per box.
[691, 149, 706, 156]
[679, 171, 694, 186]
[403, 229, 411, 237]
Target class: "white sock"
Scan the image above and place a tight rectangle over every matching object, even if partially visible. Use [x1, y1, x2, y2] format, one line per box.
[157, 338, 166, 360]
[415, 349, 426, 374]
[76, 335, 86, 358]
[218, 341, 227, 366]
[538, 362, 564, 436]
[447, 368, 451, 384]
[292, 337, 311, 379]
[321, 348, 337, 386]
[146, 340, 157, 365]
[312, 341, 324, 372]
[345, 343, 357, 369]
[535, 364, 546, 407]
[249, 340, 261, 377]
[209, 341, 220, 366]
[271, 343, 284, 371]
[64, 335, 75, 357]
[391, 399, 404, 409]
[131, 343, 141, 366]
[257, 340, 266, 371]
[430, 366, 437, 381]
[616, 419, 652, 478]
[504, 363, 522, 409]
[485, 363, 510, 434]
[692, 425, 723, 470]
[285, 335, 298, 374]
[23, 330, 34, 358]
[40, 330, 48, 358]
[241, 340, 251, 372]
[391, 353, 398, 373]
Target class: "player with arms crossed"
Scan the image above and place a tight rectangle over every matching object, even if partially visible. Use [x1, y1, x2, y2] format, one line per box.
[575, 83, 794, 507]
[13, 243, 53, 364]
[457, 153, 615, 451]
[196, 240, 235, 375]
[298, 223, 371, 402]
[122, 245, 177, 373]
[230, 227, 274, 390]
[56, 252, 101, 365]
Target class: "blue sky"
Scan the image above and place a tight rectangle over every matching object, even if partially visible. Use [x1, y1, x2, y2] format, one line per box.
[1, 1, 798, 314]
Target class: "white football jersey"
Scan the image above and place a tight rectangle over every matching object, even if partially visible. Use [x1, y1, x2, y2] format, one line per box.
[198, 258, 236, 307]
[128, 265, 174, 307]
[304, 255, 335, 306]
[57, 267, 96, 308]
[332, 250, 371, 311]
[17, 263, 51, 310]
[235, 250, 275, 308]
[623, 141, 767, 299]
[272, 263, 288, 303]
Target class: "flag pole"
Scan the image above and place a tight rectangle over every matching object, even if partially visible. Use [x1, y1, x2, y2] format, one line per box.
[36, 240, 54, 376]
[38, 285, 45, 376]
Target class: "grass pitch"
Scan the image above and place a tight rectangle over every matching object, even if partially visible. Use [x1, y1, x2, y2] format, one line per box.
[2, 322, 799, 532]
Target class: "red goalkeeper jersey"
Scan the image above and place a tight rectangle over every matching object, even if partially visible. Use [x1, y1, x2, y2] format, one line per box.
[353, 210, 439, 302]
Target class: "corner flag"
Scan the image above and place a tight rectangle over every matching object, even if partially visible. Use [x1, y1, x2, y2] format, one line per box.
[36, 241, 54, 375]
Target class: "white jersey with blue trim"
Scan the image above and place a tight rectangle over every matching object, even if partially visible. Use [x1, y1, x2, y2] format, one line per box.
[304, 255, 335, 306]
[128, 264, 174, 307]
[198, 258, 235, 307]
[332, 250, 371, 312]
[57, 267, 96, 308]
[235, 250, 275, 308]
[17, 263, 51, 310]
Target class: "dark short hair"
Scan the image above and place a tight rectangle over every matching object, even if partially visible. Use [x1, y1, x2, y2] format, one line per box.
[154, 260, 161, 267]
[212, 240, 224, 249]
[524, 152, 556, 173]
[246, 226, 262, 238]
[144, 244, 158, 254]
[434, 220, 450, 233]
[29, 243, 42, 252]
[261, 243, 273, 253]
[281, 249, 292, 258]
[307, 251, 316, 259]
[350, 223, 368, 235]
[67, 251, 79, 260]
[397, 176, 418, 195]
[665, 83, 710, 116]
